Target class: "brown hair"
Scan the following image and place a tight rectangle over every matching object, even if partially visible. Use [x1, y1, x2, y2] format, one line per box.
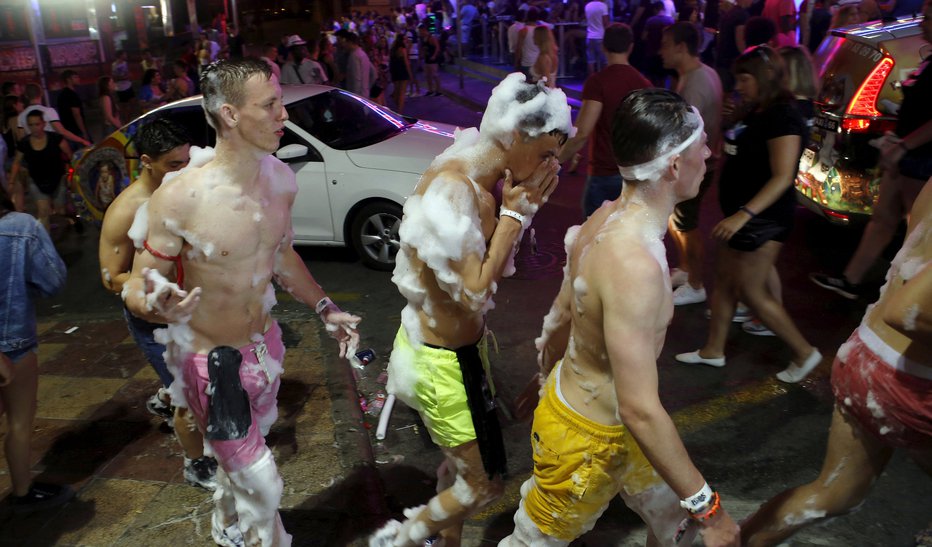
[734, 45, 793, 110]
[779, 45, 818, 99]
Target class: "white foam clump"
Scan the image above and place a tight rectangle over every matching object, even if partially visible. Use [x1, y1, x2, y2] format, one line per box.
[162, 145, 216, 186]
[262, 283, 277, 314]
[500, 498, 569, 547]
[902, 303, 920, 331]
[479, 73, 574, 147]
[428, 496, 449, 521]
[101, 268, 111, 284]
[128, 200, 149, 249]
[451, 475, 477, 506]
[783, 509, 827, 526]
[865, 391, 886, 419]
[163, 217, 216, 259]
[572, 276, 588, 315]
[835, 339, 855, 363]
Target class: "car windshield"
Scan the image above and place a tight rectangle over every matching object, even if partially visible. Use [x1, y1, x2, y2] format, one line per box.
[285, 90, 415, 150]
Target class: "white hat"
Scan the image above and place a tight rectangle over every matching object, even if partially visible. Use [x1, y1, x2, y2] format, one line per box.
[285, 35, 307, 48]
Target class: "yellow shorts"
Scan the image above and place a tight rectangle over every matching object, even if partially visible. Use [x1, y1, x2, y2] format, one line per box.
[388, 327, 492, 448]
[523, 364, 664, 541]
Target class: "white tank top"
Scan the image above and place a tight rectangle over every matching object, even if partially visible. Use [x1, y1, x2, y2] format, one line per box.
[520, 25, 540, 67]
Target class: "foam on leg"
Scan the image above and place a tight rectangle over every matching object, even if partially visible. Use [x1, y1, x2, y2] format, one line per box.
[225, 449, 290, 546]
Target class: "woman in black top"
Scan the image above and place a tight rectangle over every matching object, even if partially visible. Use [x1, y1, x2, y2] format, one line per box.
[389, 33, 414, 114]
[676, 45, 822, 383]
[9, 110, 71, 231]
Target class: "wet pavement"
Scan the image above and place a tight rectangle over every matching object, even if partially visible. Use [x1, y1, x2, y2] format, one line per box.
[2, 76, 930, 546]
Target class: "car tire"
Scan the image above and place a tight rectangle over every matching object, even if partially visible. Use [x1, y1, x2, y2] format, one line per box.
[350, 201, 403, 271]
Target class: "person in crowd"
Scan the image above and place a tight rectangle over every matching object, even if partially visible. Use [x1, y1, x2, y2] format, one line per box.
[717, 0, 753, 91]
[640, 1, 676, 85]
[318, 37, 339, 85]
[744, 14, 778, 45]
[123, 58, 360, 547]
[508, 10, 528, 65]
[675, 45, 823, 384]
[98, 118, 218, 491]
[138, 68, 168, 112]
[559, 23, 651, 217]
[369, 72, 568, 547]
[880, 0, 924, 17]
[259, 43, 282, 81]
[18, 83, 89, 148]
[166, 60, 195, 102]
[419, 24, 443, 95]
[404, 21, 423, 97]
[2, 81, 23, 99]
[740, 174, 932, 547]
[0, 188, 71, 514]
[111, 50, 136, 121]
[97, 76, 122, 138]
[3, 95, 24, 210]
[305, 40, 330, 85]
[811, 0, 932, 299]
[830, 0, 862, 29]
[280, 35, 326, 85]
[141, 49, 161, 72]
[585, 0, 610, 75]
[501, 88, 740, 547]
[226, 25, 246, 59]
[10, 110, 71, 231]
[56, 70, 88, 144]
[762, 0, 798, 45]
[197, 30, 221, 73]
[341, 31, 378, 97]
[369, 34, 390, 105]
[515, 7, 544, 77]
[531, 25, 558, 87]
[806, 0, 833, 50]
[390, 33, 414, 113]
[660, 22, 723, 307]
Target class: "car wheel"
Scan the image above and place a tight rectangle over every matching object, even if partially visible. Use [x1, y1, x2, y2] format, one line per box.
[351, 202, 403, 271]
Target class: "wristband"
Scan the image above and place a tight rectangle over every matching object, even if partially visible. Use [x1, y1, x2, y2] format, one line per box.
[500, 208, 526, 225]
[680, 482, 714, 513]
[687, 491, 722, 523]
[739, 205, 757, 218]
[315, 296, 336, 316]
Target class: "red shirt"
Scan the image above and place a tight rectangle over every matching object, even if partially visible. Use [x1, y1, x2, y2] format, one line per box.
[581, 64, 652, 176]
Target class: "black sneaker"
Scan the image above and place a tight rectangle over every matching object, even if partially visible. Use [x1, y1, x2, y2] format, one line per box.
[184, 456, 218, 491]
[146, 388, 174, 427]
[10, 482, 75, 514]
[809, 273, 861, 300]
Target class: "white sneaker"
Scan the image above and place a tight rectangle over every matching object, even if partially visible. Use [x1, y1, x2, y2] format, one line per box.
[670, 268, 688, 288]
[673, 284, 707, 306]
[675, 350, 726, 368]
[742, 318, 775, 336]
[776, 349, 823, 383]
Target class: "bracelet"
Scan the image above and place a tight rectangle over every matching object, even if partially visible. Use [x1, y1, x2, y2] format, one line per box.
[739, 205, 757, 218]
[315, 296, 335, 315]
[687, 491, 722, 523]
[679, 482, 714, 513]
[500, 208, 526, 225]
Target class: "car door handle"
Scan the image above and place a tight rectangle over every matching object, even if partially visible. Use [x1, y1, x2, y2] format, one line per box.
[331, 179, 337, 185]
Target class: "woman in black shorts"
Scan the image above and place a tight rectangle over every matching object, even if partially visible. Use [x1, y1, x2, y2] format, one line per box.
[676, 45, 822, 383]
[389, 33, 413, 114]
[10, 110, 71, 231]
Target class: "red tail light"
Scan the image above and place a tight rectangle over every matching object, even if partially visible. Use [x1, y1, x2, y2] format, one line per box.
[843, 56, 894, 133]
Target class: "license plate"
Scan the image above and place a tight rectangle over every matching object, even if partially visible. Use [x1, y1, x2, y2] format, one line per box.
[814, 116, 837, 132]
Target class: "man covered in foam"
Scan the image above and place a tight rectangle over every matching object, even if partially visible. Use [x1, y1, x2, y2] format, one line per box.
[373, 73, 571, 547]
[500, 89, 739, 547]
[123, 59, 360, 547]
[740, 172, 932, 545]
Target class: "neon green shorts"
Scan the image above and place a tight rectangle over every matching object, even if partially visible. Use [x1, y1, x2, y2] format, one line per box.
[388, 327, 493, 448]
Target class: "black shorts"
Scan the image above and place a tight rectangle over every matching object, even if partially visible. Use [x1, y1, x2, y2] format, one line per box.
[728, 215, 792, 252]
[116, 87, 135, 103]
[671, 163, 716, 232]
[898, 153, 932, 181]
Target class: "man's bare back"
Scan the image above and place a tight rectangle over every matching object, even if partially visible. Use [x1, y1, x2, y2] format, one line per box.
[555, 201, 674, 425]
[144, 155, 296, 354]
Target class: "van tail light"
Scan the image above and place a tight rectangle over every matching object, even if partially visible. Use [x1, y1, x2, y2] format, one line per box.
[843, 56, 894, 133]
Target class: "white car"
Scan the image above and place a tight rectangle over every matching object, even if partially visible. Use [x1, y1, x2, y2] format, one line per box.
[72, 85, 456, 270]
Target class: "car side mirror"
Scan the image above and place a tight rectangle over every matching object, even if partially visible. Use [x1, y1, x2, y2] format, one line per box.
[276, 144, 309, 161]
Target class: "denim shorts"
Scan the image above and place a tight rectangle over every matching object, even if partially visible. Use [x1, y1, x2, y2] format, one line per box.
[122, 305, 173, 387]
[586, 39, 606, 67]
[28, 178, 66, 207]
[2, 345, 38, 363]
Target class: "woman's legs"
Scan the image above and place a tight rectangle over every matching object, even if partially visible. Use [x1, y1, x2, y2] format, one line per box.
[742, 408, 894, 546]
[35, 197, 51, 232]
[736, 241, 816, 363]
[698, 244, 741, 358]
[393, 79, 408, 113]
[0, 351, 39, 496]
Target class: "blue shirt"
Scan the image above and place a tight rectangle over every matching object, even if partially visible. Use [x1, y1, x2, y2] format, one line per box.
[0, 211, 66, 353]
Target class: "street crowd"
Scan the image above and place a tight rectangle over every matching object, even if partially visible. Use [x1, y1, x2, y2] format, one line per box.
[0, 0, 930, 544]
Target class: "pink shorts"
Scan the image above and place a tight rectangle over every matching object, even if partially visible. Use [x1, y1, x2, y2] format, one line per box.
[182, 322, 285, 472]
[832, 326, 932, 450]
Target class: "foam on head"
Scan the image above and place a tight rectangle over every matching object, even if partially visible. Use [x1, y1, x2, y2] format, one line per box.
[199, 58, 273, 132]
[479, 73, 574, 148]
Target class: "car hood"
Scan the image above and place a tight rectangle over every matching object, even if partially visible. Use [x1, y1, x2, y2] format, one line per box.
[346, 121, 457, 174]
